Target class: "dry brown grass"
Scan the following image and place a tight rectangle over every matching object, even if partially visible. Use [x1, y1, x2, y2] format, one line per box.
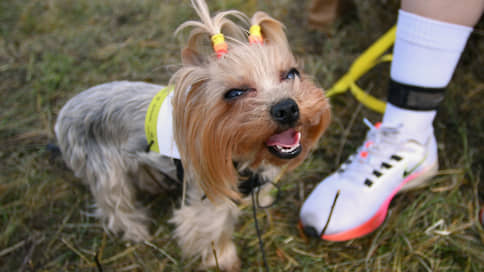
[1, 0, 483, 271]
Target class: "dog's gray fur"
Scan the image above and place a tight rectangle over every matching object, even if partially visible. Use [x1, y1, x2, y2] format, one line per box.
[55, 81, 179, 240]
[56, 81, 260, 269]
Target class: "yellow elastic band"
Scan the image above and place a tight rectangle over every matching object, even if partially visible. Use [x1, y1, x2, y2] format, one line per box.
[326, 25, 396, 113]
[250, 25, 261, 35]
[145, 86, 174, 153]
[211, 33, 225, 46]
[249, 24, 263, 44]
[211, 33, 228, 57]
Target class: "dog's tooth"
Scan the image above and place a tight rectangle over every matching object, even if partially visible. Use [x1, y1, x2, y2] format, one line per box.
[276, 144, 297, 153]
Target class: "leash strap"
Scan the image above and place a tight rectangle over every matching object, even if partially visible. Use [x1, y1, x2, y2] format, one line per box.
[251, 181, 270, 271]
[326, 25, 396, 113]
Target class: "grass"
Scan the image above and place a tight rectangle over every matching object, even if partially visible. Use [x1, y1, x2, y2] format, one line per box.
[1, 0, 483, 271]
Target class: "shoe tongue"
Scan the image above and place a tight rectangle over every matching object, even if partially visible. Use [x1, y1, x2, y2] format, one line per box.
[266, 128, 300, 147]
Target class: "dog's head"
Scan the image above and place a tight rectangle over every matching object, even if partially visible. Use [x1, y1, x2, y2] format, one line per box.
[172, 0, 330, 202]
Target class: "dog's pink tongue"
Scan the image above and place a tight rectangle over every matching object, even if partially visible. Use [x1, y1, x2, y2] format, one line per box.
[266, 129, 301, 147]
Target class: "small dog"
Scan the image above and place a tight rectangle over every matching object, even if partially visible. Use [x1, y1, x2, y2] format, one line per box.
[55, 0, 330, 270]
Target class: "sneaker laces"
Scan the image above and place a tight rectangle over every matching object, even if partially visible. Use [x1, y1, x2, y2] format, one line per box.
[338, 119, 405, 183]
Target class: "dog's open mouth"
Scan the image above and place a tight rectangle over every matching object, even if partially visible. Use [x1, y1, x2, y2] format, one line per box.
[266, 128, 302, 159]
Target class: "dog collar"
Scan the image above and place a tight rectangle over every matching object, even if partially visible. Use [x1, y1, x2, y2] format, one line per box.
[145, 85, 180, 159]
[200, 170, 270, 201]
[238, 170, 269, 196]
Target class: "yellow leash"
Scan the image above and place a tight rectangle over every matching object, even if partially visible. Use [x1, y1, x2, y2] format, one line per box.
[326, 25, 396, 113]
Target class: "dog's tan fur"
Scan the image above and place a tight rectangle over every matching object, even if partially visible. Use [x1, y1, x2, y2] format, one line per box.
[55, 1, 330, 270]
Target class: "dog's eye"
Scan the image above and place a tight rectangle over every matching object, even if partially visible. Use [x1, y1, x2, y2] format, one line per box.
[283, 68, 300, 80]
[224, 88, 247, 100]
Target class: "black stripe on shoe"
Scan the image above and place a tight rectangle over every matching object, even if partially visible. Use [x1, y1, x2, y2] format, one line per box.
[391, 155, 402, 161]
[381, 162, 392, 169]
[364, 178, 373, 187]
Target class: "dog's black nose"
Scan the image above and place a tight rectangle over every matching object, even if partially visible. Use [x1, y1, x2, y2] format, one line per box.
[271, 98, 299, 125]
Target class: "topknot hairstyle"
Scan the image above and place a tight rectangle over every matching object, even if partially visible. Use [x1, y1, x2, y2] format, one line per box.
[174, 0, 290, 63]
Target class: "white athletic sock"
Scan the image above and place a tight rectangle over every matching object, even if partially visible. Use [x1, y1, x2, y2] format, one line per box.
[390, 10, 473, 88]
[383, 10, 473, 143]
[382, 103, 436, 143]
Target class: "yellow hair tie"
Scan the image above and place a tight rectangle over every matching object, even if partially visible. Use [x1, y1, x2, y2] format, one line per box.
[249, 25, 263, 45]
[211, 33, 228, 58]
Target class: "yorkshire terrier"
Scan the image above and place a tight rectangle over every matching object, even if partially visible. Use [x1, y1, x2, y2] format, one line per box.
[55, 0, 330, 270]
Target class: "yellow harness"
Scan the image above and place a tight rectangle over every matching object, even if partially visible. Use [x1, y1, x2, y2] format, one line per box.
[145, 85, 174, 153]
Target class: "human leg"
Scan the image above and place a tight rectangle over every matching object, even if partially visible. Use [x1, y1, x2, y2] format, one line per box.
[308, 0, 340, 32]
[402, 0, 483, 27]
[300, 0, 483, 241]
[308, 0, 355, 32]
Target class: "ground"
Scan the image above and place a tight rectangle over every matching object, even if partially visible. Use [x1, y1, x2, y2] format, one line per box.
[1, 0, 483, 271]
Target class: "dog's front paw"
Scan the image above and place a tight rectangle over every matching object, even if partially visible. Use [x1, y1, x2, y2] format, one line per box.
[99, 207, 152, 242]
[120, 222, 151, 242]
[200, 241, 240, 272]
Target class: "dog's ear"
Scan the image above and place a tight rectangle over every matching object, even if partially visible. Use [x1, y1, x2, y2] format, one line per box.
[250, 11, 289, 49]
[181, 47, 205, 66]
[171, 78, 241, 203]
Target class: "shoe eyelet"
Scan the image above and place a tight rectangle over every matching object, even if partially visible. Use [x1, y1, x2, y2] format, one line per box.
[390, 155, 402, 161]
[364, 178, 373, 187]
[381, 162, 392, 169]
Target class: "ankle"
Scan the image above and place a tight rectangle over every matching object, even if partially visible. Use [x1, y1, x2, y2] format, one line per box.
[382, 103, 435, 144]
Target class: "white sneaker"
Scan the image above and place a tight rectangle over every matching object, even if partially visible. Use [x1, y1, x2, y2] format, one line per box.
[300, 119, 438, 241]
